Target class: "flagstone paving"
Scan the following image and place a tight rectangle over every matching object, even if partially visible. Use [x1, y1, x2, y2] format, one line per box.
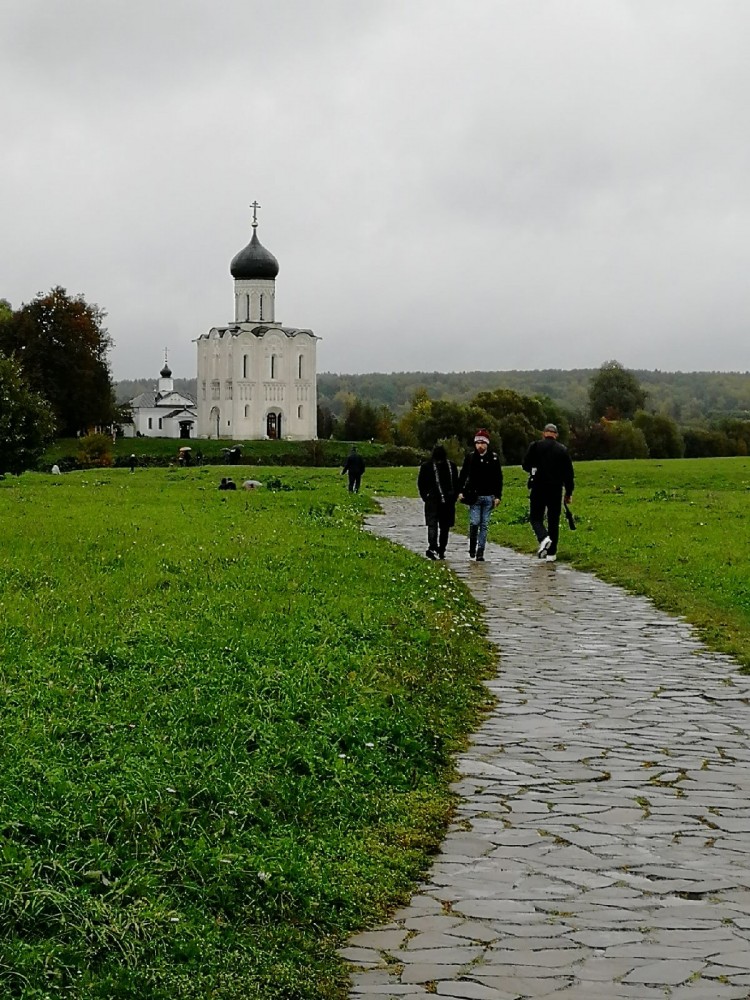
[342, 498, 750, 1000]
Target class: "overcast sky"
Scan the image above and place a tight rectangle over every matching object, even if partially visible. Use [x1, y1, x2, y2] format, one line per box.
[3, 0, 749, 381]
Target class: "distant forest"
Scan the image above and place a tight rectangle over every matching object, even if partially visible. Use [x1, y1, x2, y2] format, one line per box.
[116, 369, 750, 424]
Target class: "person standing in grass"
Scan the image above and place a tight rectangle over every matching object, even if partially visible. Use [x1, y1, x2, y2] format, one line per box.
[341, 446, 365, 493]
[128, 454, 136, 473]
[418, 444, 459, 560]
[522, 423, 574, 563]
[457, 429, 503, 562]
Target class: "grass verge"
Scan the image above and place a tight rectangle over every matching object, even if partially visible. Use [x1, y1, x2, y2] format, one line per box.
[0, 468, 494, 999]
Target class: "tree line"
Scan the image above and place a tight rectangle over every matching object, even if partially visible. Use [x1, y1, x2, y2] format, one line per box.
[316, 360, 750, 462]
[317, 367, 750, 425]
[0, 289, 115, 474]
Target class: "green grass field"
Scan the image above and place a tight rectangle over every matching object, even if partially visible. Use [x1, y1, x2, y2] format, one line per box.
[0, 467, 493, 999]
[1, 456, 749, 997]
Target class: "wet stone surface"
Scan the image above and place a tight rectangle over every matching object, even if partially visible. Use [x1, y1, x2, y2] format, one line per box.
[343, 498, 750, 1000]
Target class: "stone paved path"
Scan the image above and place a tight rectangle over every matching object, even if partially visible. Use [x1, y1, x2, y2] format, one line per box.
[341, 498, 750, 1000]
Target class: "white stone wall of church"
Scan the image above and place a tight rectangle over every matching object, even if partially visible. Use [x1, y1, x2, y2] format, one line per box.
[196, 329, 317, 440]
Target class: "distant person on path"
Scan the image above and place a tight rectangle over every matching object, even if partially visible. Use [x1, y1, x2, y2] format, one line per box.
[128, 454, 137, 474]
[522, 423, 575, 563]
[418, 444, 459, 560]
[457, 429, 503, 562]
[341, 446, 365, 493]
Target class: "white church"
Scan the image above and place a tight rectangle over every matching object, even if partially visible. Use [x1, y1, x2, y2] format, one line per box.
[196, 204, 319, 440]
[125, 357, 198, 439]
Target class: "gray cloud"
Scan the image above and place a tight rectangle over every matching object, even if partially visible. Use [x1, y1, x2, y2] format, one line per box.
[2, 0, 749, 380]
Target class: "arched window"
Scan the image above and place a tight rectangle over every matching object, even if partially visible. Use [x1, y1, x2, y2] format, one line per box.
[298, 354, 303, 379]
[246, 294, 250, 321]
[270, 354, 278, 379]
[243, 354, 248, 378]
[244, 405, 249, 418]
[297, 405, 303, 420]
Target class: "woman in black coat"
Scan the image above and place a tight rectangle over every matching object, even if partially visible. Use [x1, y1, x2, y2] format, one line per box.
[417, 444, 459, 560]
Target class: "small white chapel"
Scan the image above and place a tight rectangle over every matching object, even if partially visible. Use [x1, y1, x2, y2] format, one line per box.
[125, 356, 198, 439]
[195, 203, 319, 440]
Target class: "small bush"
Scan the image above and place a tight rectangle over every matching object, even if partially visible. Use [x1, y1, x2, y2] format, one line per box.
[76, 433, 114, 468]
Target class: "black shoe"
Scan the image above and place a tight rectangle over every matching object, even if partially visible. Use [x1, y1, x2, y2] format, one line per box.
[438, 551, 446, 560]
[469, 549, 476, 559]
[426, 549, 437, 560]
[476, 550, 485, 562]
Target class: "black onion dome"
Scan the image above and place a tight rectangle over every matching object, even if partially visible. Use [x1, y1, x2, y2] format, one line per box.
[230, 229, 279, 280]
[160, 362, 172, 378]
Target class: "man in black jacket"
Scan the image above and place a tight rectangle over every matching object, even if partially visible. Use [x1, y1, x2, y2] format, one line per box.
[522, 423, 574, 563]
[341, 447, 365, 493]
[457, 429, 504, 562]
[417, 444, 459, 560]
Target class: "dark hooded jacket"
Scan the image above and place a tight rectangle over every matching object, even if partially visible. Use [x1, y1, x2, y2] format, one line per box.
[418, 455, 459, 524]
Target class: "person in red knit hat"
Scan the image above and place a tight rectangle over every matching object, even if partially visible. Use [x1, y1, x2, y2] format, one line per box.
[457, 429, 504, 561]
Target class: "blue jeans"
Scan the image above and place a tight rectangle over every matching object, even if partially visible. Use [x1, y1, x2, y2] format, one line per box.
[469, 495, 494, 551]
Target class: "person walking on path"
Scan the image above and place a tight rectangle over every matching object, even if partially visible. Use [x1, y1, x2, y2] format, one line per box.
[341, 446, 365, 493]
[417, 444, 459, 560]
[522, 422, 574, 562]
[128, 454, 137, 474]
[457, 429, 503, 562]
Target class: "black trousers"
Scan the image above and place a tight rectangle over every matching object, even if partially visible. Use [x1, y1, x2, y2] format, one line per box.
[425, 508, 452, 554]
[529, 487, 563, 555]
[348, 473, 362, 492]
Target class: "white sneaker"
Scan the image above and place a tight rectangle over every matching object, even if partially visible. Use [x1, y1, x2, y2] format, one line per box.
[545, 554, 557, 562]
[537, 536, 552, 558]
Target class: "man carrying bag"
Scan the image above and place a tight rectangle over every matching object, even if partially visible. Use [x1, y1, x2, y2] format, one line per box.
[522, 423, 575, 563]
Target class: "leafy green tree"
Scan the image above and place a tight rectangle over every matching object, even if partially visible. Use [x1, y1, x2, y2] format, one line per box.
[633, 411, 685, 458]
[534, 394, 571, 442]
[683, 427, 732, 458]
[602, 419, 649, 459]
[0, 287, 115, 436]
[0, 353, 56, 474]
[334, 399, 393, 441]
[317, 404, 337, 439]
[411, 398, 498, 452]
[719, 419, 750, 456]
[569, 420, 609, 461]
[473, 388, 546, 429]
[588, 361, 647, 421]
[396, 388, 432, 447]
[373, 404, 396, 443]
[496, 412, 536, 465]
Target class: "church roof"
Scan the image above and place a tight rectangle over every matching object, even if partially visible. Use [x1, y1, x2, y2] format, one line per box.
[130, 390, 197, 408]
[130, 391, 157, 408]
[230, 228, 279, 280]
[197, 325, 318, 341]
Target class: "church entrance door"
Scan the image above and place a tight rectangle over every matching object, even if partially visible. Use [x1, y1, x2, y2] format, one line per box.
[266, 411, 282, 439]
